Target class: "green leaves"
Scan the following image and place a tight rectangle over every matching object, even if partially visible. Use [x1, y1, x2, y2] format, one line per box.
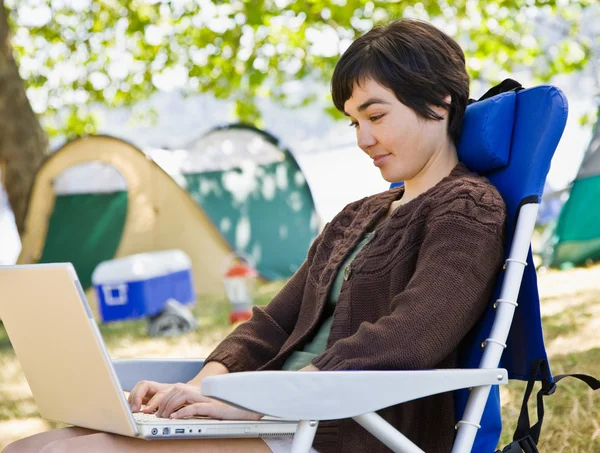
[4, 0, 598, 137]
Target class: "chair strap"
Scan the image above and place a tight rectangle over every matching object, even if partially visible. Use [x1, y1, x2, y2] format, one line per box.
[496, 359, 599, 453]
[513, 359, 600, 445]
[468, 78, 523, 105]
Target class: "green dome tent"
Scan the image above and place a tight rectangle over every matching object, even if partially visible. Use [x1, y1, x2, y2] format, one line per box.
[37, 162, 129, 290]
[181, 124, 320, 280]
[18, 135, 234, 311]
[551, 105, 600, 268]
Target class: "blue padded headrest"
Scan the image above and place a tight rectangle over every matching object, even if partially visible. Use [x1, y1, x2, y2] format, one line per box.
[457, 91, 516, 173]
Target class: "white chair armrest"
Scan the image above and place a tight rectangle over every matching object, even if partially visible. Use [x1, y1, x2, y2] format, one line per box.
[202, 368, 507, 420]
[112, 359, 205, 391]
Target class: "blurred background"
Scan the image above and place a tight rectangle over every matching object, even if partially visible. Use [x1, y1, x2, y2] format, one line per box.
[0, 0, 599, 450]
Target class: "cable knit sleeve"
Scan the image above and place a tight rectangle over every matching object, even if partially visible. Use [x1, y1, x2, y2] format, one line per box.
[204, 223, 328, 373]
[312, 188, 507, 371]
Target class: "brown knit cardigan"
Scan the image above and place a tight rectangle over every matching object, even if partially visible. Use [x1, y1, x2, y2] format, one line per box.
[205, 163, 507, 453]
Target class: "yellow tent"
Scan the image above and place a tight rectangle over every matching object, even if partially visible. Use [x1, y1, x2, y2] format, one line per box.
[18, 135, 233, 310]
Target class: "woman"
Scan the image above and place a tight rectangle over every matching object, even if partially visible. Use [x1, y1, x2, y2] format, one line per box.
[3, 18, 506, 453]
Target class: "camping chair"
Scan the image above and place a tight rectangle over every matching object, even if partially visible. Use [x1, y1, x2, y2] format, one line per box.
[113, 83, 568, 453]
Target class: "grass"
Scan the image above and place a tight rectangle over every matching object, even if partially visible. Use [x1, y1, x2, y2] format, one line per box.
[1, 269, 599, 451]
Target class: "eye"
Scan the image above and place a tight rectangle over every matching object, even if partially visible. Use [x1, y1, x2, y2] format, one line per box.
[370, 114, 384, 122]
[348, 121, 358, 128]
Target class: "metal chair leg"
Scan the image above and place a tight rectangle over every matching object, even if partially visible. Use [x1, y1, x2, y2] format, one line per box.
[354, 413, 425, 453]
[291, 420, 319, 453]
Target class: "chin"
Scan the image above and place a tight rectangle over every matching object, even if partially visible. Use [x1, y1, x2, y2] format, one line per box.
[380, 170, 406, 184]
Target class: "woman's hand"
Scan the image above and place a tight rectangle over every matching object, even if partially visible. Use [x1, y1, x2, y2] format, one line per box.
[128, 361, 230, 414]
[128, 380, 178, 413]
[154, 383, 262, 421]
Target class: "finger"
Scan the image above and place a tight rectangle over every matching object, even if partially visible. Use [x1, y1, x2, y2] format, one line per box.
[127, 384, 139, 406]
[143, 390, 168, 413]
[158, 390, 191, 418]
[159, 388, 208, 418]
[155, 387, 179, 418]
[129, 381, 161, 412]
[128, 381, 152, 412]
[170, 402, 211, 419]
[169, 401, 260, 421]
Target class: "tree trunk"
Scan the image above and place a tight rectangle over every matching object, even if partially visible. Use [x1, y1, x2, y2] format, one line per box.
[0, 0, 49, 235]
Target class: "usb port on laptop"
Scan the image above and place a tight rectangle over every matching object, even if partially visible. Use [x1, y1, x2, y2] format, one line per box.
[175, 429, 185, 434]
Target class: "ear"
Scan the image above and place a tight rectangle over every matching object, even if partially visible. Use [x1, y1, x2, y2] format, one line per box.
[442, 95, 452, 118]
[431, 96, 451, 119]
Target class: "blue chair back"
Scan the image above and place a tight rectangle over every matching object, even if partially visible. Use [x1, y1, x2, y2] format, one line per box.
[462, 85, 567, 451]
[392, 85, 568, 451]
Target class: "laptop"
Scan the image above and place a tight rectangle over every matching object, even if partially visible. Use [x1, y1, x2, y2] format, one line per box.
[0, 263, 298, 439]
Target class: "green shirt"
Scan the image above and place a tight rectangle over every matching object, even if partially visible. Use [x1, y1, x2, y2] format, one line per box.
[281, 232, 374, 371]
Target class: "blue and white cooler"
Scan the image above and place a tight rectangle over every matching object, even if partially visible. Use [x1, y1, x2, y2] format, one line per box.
[92, 250, 196, 323]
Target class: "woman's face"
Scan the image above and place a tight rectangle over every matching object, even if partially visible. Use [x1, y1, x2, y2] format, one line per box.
[343, 78, 450, 183]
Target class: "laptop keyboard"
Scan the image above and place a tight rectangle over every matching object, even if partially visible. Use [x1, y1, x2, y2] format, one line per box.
[133, 412, 161, 422]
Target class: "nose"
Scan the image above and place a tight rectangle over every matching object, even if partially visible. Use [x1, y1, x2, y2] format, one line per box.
[356, 124, 376, 153]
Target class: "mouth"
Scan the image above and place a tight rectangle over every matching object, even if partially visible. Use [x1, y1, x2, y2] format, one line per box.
[372, 154, 391, 168]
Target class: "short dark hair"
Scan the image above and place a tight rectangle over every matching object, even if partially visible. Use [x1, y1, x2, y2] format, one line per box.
[331, 19, 470, 144]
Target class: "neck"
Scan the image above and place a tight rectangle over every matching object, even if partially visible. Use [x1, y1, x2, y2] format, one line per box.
[402, 142, 458, 204]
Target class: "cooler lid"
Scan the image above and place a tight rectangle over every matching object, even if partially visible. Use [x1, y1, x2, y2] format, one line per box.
[92, 250, 191, 284]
